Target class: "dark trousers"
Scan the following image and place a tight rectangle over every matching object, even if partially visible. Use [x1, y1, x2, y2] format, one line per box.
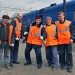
[10, 46, 14, 63]
[59, 44, 73, 69]
[25, 43, 42, 65]
[10, 40, 19, 63]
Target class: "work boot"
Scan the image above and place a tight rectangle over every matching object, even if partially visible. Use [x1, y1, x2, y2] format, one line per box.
[24, 62, 32, 65]
[60, 66, 66, 70]
[13, 61, 20, 64]
[52, 67, 57, 71]
[10, 63, 13, 68]
[5, 65, 11, 70]
[67, 68, 72, 73]
[0, 65, 2, 71]
[46, 64, 51, 67]
[37, 64, 42, 69]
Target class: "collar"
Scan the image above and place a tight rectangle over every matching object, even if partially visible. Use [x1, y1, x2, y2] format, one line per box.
[17, 18, 21, 23]
[59, 19, 66, 24]
[0, 21, 9, 26]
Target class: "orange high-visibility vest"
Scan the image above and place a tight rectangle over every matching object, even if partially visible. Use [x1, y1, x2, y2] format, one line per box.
[14, 18, 22, 39]
[55, 20, 71, 44]
[45, 24, 58, 47]
[27, 25, 42, 46]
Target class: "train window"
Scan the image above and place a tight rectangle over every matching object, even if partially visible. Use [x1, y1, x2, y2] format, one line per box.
[73, 11, 75, 21]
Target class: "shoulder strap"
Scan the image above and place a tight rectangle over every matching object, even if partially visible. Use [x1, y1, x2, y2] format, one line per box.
[52, 24, 57, 36]
[65, 20, 71, 31]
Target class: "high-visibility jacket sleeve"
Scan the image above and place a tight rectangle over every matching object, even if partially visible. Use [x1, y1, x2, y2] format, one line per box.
[9, 25, 15, 45]
[11, 26, 15, 44]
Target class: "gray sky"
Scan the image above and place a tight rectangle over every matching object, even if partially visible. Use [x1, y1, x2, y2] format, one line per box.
[0, 0, 71, 17]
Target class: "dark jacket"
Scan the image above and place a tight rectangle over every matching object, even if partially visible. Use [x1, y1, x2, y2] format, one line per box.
[0, 22, 15, 44]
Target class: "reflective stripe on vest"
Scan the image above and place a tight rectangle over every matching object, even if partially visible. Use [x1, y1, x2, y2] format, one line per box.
[58, 29, 69, 32]
[55, 20, 71, 44]
[27, 25, 43, 45]
[55, 20, 70, 33]
[29, 25, 43, 37]
[59, 21, 69, 32]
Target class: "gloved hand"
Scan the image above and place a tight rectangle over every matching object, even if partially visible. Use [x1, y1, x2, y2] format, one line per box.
[70, 39, 73, 44]
[15, 37, 19, 40]
[40, 36, 43, 40]
[22, 37, 25, 39]
[10, 44, 14, 46]
[24, 32, 28, 35]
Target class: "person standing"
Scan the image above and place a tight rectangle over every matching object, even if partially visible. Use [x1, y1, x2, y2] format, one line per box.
[0, 15, 15, 70]
[24, 16, 46, 69]
[55, 12, 73, 73]
[45, 17, 58, 71]
[10, 13, 23, 66]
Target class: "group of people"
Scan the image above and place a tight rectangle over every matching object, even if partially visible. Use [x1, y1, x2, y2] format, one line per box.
[0, 13, 23, 71]
[0, 11, 73, 73]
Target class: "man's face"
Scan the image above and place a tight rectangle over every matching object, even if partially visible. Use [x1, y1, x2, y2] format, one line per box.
[58, 14, 65, 21]
[36, 19, 41, 25]
[3, 18, 9, 24]
[18, 14, 23, 21]
[46, 19, 51, 25]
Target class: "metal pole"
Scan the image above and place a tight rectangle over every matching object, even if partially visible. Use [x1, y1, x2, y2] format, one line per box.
[0, 2, 1, 19]
[63, 0, 66, 16]
[0, 2, 1, 12]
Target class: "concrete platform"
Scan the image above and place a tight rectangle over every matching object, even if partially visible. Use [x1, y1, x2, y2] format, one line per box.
[0, 43, 75, 75]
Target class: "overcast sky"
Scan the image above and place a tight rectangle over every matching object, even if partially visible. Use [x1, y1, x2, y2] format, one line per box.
[0, 0, 71, 17]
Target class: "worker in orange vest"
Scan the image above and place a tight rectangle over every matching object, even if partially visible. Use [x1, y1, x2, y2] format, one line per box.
[24, 16, 47, 69]
[55, 12, 73, 73]
[10, 13, 23, 67]
[45, 17, 58, 71]
[0, 15, 15, 71]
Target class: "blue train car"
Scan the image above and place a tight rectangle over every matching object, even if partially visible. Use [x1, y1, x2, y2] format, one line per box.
[42, 1, 75, 24]
[22, 10, 39, 26]
[22, 0, 75, 26]
[22, 0, 75, 39]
